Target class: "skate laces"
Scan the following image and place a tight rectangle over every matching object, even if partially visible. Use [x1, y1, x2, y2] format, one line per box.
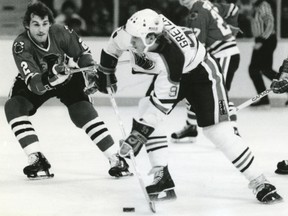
[248, 174, 269, 194]
[148, 166, 164, 185]
[28, 153, 39, 165]
[109, 154, 121, 168]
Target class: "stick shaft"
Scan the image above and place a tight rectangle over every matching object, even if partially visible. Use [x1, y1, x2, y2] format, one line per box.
[107, 88, 156, 213]
[236, 89, 272, 111]
[69, 60, 130, 74]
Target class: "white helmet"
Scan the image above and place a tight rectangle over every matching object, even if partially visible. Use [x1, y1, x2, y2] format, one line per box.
[125, 9, 164, 47]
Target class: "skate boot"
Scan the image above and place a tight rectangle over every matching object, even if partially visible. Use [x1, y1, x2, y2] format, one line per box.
[275, 160, 288, 174]
[249, 174, 283, 204]
[146, 166, 177, 201]
[108, 153, 133, 177]
[171, 121, 198, 143]
[23, 152, 54, 180]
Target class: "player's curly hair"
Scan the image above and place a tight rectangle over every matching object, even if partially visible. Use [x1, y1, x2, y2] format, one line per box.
[23, 1, 55, 29]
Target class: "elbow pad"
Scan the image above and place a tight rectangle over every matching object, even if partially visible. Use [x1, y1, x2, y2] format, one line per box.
[99, 49, 118, 74]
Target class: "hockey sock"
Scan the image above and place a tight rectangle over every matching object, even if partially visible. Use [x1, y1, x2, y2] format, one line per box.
[68, 101, 114, 153]
[145, 128, 169, 168]
[8, 116, 39, 149]
[203, 121, 263, 181]
[81, 117, 114, 152]
[185, 100, 197, 126]
[23, 142, 41, 156]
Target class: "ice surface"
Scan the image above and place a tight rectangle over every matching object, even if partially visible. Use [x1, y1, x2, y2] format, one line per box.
[1, 105, 288, 216]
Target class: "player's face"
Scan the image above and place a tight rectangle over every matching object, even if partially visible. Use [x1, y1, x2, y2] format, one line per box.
[28, 14, 51, 45]
[130, 36, 146, 53]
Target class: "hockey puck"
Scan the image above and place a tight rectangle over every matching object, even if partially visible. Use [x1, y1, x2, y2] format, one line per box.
[123, 207, 135, 212]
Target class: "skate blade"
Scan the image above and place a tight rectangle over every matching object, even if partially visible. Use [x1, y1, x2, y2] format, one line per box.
[149, 201, 156, 213]
[275, 169, 288, 175]
[170, 137, 196, 143]
[27, 171, 54, 180]
[261, 192, 283, 205]
[149, 189, 177, 202]
[111, 171, 134, 178]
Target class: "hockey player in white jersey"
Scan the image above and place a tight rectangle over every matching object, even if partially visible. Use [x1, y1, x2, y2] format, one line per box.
[171, 0, 242, 143]
[86, 9, 282, 204]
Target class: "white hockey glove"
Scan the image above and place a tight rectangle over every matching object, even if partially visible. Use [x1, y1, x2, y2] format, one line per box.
[119, 119, 155, 157]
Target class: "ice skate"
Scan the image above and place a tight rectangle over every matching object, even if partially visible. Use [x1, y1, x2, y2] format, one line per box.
[23, 152, 54, 180]
[171, 121, 198, 143]
[146, 166, 177, 201]
[108, 153, 133, 177]
[275, 160, 288, 174]
[249, 174, 283, 204]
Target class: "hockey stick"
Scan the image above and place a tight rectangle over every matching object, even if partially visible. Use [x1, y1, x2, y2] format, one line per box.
[107, 88, 156, 213]
[69, 60, 130, 75]
[236, 89, 272, 111]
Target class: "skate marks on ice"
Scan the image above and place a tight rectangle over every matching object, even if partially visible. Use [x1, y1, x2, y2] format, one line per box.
[0, 106, 288, 216]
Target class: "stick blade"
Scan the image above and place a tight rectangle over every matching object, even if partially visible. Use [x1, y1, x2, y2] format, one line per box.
[149, 201, 156, 213]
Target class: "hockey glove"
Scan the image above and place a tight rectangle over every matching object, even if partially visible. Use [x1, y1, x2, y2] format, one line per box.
[271, 59, 288, 94]
[279, 58, 288, 75]
[228, 25, 243, 37]
[270, 78, 288, 94]
[83, 64, 99, 95]
[131, 52, 155, 70]
[97, 70, 117, 94]
[119, 119, 155, 157]
[42, 62, 71, 89]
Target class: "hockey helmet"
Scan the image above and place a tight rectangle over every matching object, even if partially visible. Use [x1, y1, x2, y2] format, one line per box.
[125, 9, 164, 47]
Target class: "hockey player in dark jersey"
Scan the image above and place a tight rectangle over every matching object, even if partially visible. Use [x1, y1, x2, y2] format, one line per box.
[4, 2, 131, 179]
[86, 8, 282, 204]
[171, 0, 241, 143]
[270, 58, 288, 174]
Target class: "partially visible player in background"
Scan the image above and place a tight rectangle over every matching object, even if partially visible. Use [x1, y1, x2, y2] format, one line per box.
[171, 0, 241, 143]
[249, 0, 278, 106]
[86, 8, 282, 204]
[270, 57, 288, 174]
[4, 2, 131, 179]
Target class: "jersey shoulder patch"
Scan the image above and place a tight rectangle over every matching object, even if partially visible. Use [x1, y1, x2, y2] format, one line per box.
[12, 32, 31, 55]
[13, 41, 25, 54]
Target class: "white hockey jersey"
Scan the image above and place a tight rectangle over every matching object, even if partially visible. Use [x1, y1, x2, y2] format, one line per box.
[102, 15, 207, 126]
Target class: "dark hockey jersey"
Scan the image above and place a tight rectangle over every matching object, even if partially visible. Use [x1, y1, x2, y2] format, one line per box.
[12, 24, 91, 94]
[184, 0, 239, 58]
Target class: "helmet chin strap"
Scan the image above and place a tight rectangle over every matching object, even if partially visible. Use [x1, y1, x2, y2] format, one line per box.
[142, 37, 157, 53]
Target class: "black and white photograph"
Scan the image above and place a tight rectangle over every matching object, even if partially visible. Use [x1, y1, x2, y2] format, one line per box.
[0, 0, 288, 215]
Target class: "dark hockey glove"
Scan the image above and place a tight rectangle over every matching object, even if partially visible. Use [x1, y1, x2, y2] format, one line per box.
[271, 59, 288, 94]
[132, 52, 155, 70]
[83, 64, 99, 95]
[42, 63, 71, 90]
[279, 58, 288, 75]
[228, 25, 243, 37]
[119, 119, 155, 157]
[270, 78, 288, 94]
[97, 70, 117, 94]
